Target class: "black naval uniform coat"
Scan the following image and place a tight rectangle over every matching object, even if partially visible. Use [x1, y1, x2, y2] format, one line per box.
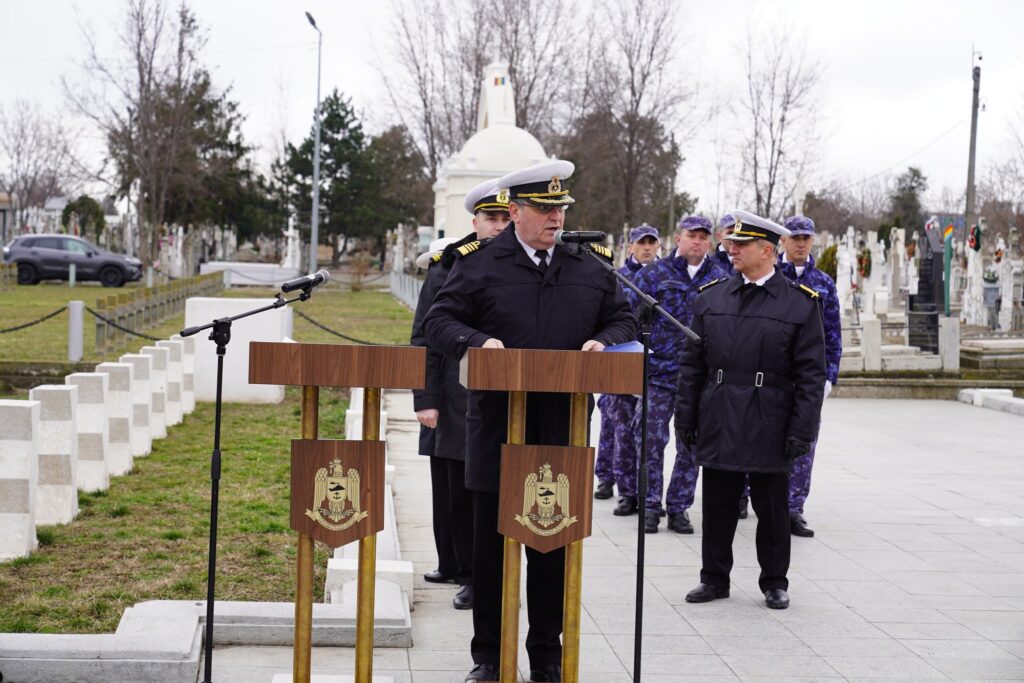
[674, 268, 827, 473]
[674, 267, 826, 594]
[424, 224, 636, 669]
[411, 238, 473, 461]
[424, 225, 638, 492]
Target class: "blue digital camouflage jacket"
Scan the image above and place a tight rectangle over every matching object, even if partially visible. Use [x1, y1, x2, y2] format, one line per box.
[627, 253, 728, 389]
[777, 253, 842, 384]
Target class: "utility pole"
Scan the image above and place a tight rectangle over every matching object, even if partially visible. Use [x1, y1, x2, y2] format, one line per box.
[667, 133, 677, 233]
[306, 12, 323, 273]
[965, 48, 982, 234]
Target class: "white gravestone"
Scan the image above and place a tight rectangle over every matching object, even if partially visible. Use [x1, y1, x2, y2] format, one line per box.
[0, 400, 40, 560]
[28, 385, 79, 524]
[64, 373, 110, 493]
[140, 346, 170, 437]
[120, 353, 154, 456]
[156, 340, 185, 425]
[172, 334, 196, 415]
[184, 297, 293, 403]
[94, 362, 135, 476]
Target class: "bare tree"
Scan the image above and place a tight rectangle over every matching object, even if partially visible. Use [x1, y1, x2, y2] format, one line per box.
[0, 100, 80, 228]
[381, 0, 590, 176]
[63, 0, 206, 262]
[736, 23, 823, 220]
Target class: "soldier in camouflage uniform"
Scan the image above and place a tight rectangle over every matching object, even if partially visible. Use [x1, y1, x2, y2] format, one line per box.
[777, 215, 841, 538]
[715, 214, 736, 275]
[596, 225, 662, 504]
[623, 216, 728, 533]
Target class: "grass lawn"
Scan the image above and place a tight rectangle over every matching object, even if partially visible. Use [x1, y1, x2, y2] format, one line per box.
[0, 282, 186, 363]
[0, 286, 414, 633]
[0, 283, 413, 363]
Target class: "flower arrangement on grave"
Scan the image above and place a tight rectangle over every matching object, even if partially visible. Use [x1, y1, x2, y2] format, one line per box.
[857, 248, 872, 279]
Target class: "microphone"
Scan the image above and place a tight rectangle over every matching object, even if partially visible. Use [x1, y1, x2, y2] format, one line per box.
[281, 269, 330, 293]
[554, 230, 607, 244]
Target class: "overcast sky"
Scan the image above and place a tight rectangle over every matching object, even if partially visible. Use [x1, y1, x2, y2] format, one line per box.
[2, 0, 1022, 218]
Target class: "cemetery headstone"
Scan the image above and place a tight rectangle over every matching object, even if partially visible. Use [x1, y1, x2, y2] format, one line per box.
[0, 400, 40, 560]
[28, 385, 79, 524]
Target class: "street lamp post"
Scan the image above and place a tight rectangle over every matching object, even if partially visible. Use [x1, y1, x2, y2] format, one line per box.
[306, 11, 322, 272]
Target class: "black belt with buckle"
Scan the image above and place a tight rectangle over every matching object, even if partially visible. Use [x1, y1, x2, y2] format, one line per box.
[712, 369, 794, 392]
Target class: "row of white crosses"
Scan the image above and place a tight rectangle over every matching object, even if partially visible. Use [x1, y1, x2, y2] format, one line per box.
[0, 337, 196, 561]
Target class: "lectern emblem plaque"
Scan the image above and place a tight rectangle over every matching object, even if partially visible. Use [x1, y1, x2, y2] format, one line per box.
[305, 457, 368, 531]
[514, 463, 577, 536]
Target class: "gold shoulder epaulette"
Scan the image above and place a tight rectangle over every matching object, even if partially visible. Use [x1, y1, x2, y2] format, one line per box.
[430, 253, 442, 263]
[591, 244, 613, 259]
[699, 278, 724, 292]
[456, 240, 482, 257]
[798, 284, 821, 299]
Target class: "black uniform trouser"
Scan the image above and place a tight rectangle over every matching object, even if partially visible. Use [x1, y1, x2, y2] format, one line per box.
[700, 468, 790, 593]
[429, 456, 473, 585]
[471, 490, 564, 669]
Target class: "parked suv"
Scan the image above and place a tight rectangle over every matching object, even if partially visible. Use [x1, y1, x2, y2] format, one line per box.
[2, 234, 143, 287]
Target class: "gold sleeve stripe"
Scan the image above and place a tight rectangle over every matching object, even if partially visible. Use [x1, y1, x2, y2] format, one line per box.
[456, 241, 481, 257]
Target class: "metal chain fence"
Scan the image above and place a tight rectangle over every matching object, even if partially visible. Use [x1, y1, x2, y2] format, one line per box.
[293, 308, 381, 345]
[0, 306, 67, 334]
[85, 306, 162, 341]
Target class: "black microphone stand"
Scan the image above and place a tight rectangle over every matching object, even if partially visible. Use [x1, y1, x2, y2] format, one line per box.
[180, 284, 318, 683]
[581, 246, 698, 683]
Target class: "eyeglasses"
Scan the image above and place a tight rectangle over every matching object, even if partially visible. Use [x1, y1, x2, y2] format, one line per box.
[524, 203, 569, 215]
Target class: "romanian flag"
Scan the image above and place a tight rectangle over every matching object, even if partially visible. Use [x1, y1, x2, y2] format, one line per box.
[943, 224, 954, 243]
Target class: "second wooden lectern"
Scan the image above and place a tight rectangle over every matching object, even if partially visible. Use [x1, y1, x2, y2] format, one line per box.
[249, 341, 425, 683]
[464, 347, 643, 683]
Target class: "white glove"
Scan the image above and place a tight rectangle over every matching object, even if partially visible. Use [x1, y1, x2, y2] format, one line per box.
[823, 380, 833, 399]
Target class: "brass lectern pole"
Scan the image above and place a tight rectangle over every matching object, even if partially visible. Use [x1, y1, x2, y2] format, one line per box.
[561, 392, 588, 683]
[499, 390, 527, 682]
[355, 387, 382, 683]
[294, 385, 320, 683]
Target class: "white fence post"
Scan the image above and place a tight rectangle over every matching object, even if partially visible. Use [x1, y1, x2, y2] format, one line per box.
[67, 300, 84, 362]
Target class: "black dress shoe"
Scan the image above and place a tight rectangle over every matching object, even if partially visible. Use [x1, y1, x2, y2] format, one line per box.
[529, 663, 561, 682]
[594, 479, 615, 499]
[465, 663, 499, 682]
[764, 587, 790, 609]
[613, 495, 638, 516]
[453, 584, 473, 610]
[423, 569, 456, 584]
[667, 510, 694, 534]
[685, 583, 730, 603]
[644, 509, 660, 533]
[738, 496, 749, 519]
[790, 511, 815, 537]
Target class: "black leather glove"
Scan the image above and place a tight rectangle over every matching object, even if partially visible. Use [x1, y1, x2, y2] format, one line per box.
[785, 437, 811, 460]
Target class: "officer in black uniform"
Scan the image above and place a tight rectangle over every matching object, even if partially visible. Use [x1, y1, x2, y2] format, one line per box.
[674, 210, 826, 611]
[410, 178, 511, 611]
[424, 159, 637, 683]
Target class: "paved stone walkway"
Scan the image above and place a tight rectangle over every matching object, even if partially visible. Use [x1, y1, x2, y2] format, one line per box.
[215, 395, 1024, 682]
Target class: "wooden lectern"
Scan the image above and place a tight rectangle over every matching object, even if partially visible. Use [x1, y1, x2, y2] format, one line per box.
[464, 347, 643, 683]
[249, 342, 425, 683]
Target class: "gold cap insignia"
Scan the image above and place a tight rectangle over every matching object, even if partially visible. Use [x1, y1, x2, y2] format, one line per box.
[496, 188, 510, 205]
[548, 176, 562, 194]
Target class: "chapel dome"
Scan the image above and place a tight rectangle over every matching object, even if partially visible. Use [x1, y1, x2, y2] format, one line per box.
[448, 124, 546, 176]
